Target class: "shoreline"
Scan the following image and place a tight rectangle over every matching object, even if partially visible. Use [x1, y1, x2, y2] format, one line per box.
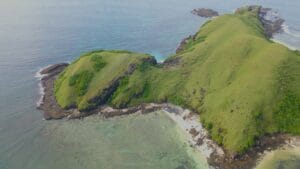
[37, 63, 297, 169]
[37, 63, 71, 120]
[163, 108, 300, 169]
[255, 137, 300, 169]
[161, 107, 224, 158]
[35, 65, 57, 107]
[36, 6, 299, 169]
[282, 23, 300, 38]
[271, 38, 299, 51]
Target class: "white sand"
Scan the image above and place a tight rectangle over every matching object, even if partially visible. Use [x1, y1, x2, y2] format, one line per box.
[161, 104, 224, 158]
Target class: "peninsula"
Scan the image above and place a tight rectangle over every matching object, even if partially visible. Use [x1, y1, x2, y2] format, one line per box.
[38, 6, 300, 169]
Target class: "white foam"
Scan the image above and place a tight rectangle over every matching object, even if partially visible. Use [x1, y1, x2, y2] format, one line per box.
[36, 80, 45, 107]
[282, 23, 300, 38]
[271, 38, 298, 51]
[35, 68, 44, 79]
[35, 65, 52, 107]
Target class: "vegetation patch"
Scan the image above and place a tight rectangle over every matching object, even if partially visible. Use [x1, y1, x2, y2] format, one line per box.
[182, 36, 206, 51]
[275, 90, 300, 133]
[275, 61, 300, 134]
[90, 54, 107, 72]
[69, 71, 94, 96]
[55, 50, 153, 110]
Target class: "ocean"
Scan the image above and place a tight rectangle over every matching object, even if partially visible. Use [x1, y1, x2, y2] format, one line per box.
[0, 0, 299, 169]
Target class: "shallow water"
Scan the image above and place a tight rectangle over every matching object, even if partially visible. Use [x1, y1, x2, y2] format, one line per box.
[1, 112, 209, 169]
[256, 147, 300, 169]
[0, 0, 299, 169]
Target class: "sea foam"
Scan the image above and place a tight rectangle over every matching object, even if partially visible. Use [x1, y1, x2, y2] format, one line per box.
[35, 65, 51, 107]
[282, 24, 300, 38]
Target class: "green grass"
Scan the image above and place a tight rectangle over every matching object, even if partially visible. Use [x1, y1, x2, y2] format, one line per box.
[68, 70, 94, 96]
[54, 50, 153, 110]
[55, 7, 300, 153]
[90, 54, 107, 72]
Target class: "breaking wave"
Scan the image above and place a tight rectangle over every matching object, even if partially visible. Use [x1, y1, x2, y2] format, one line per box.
[282, 24, 300, 38]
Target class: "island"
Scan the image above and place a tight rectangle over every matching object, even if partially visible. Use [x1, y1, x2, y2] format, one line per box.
[191, 8, 219, 18]
[38, 6, 300, 169]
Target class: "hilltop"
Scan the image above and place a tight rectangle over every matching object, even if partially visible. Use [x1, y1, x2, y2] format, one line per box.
[43, 6, 300, 165]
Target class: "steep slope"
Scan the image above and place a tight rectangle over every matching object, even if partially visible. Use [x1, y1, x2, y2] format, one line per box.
[54, 8, 300, 153]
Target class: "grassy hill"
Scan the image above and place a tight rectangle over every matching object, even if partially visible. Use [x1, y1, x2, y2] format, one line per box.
[54, 50, 155, 110]
[54, 7, 300, 153]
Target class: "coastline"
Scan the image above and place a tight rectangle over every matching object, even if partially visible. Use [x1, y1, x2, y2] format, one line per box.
[37, 63, 296, 169]
[161, 107, 224, 158]
[35, 65, 53, 107]
[37, 63, 71, 120]
[255, 137, 300, 169]
[35, 5, 299, 169]
[163, 108, 300, 169]
[271, 38, 299, 51]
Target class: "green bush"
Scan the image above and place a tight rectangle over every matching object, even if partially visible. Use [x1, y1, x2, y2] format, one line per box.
[275, 90, 300, 133]
[91, 55, 107, 72]
[137, 61, 152, 72]
[69, 71, 94, 96]
[168, 94, 186, 107]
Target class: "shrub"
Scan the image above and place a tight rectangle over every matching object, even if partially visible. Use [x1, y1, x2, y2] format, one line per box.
[69, 71, 94, 96]
[91, 55, 107, 72]
[275, 90, 300, 133]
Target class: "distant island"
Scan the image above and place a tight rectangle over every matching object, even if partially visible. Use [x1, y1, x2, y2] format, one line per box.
[38, 6, 300, 169]
[191, 8, 219, 18]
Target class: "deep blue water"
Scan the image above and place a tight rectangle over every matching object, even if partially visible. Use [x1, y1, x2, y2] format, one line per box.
[0, 0, 299, 169]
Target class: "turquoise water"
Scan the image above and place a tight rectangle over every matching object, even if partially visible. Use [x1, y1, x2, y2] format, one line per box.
[0, 0, 300, 168]
[1, 112, 209, 169]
